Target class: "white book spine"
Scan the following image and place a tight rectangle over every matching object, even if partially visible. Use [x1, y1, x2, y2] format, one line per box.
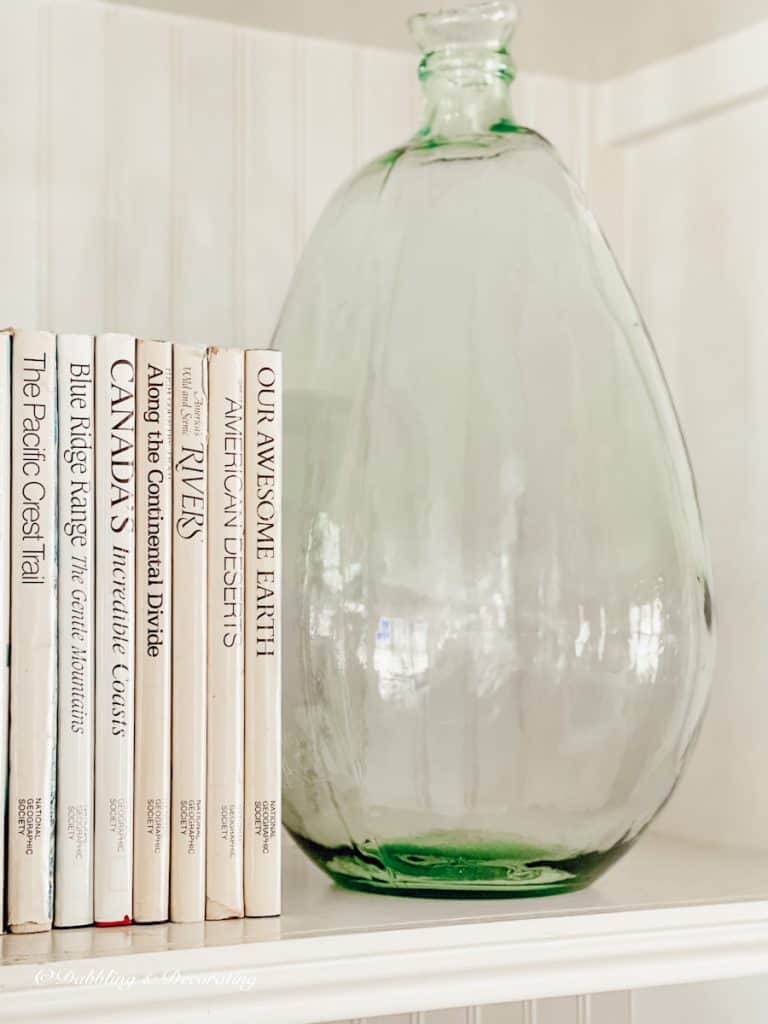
[170, 345, 208, 923]
[244, 350, 282, 917]
[206, 347, 245, 920]
[134, 339, 172, 923]
[0, 333, 11, 932]
[94, 333, 136, 926]
[55, 334, 95, 928]
[8, 329, 57, 933]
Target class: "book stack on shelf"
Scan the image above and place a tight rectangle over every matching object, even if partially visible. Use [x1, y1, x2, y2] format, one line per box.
[1, 329, 281, 933]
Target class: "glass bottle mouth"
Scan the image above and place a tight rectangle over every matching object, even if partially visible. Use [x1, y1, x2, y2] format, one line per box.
[410, 1, 517, 85]
[409, 1, 518, 52]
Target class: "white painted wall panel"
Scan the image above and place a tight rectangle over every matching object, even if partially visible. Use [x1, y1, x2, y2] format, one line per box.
[301, 37, 359, 238]
[634, 977, 768, 1024]
[242, 28, 300, 348]
[357, 48, 413, 166]
[0, 0, 45, 327]
[622, 88, 768, 855]
[109, 5, 173, 338]
[47, 1, 108, 330]
[331, 992, 632, 1024]
[172, 15, 236, 345]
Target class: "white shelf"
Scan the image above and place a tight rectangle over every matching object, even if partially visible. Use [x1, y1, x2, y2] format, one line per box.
[2, 833, 768, 1021]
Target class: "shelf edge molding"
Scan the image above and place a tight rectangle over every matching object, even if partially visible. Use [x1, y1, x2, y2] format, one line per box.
[2, 900, 768, 1022]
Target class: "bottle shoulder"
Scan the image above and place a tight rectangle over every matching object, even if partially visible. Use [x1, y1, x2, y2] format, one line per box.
[341, 125, 569, 207]
[296, 123, 584, 273]
[361, 124, 553, 175]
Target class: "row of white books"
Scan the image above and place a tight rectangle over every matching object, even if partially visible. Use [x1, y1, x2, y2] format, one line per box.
[0, 329, 281, 932]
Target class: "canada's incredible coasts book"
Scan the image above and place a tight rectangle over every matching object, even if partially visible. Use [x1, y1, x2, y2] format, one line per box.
[94, 333, 136, 927]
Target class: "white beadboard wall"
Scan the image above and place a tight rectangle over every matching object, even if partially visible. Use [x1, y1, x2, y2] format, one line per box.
[332, 993, 632, 1024]
[0, 0, 590, 348]
[596, 15, 768, 860]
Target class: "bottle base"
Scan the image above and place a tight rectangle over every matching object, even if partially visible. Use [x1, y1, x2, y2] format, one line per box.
[290, 830, 631, 899]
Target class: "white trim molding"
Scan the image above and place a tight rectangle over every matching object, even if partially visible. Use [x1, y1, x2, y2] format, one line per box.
[1, 900, 768, 1022]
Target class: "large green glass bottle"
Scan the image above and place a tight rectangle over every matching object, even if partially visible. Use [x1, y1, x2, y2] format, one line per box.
[273, 0, 714, 897]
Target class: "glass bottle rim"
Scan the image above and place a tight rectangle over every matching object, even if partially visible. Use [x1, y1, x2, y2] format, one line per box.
[409, 1, 518, 56]
[410, 1, 518, 84]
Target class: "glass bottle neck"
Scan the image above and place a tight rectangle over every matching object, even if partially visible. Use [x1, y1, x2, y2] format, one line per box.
[419, 52, 516, 139]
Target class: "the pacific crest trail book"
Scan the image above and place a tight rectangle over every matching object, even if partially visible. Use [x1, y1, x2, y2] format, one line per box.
[0, 332, 11, 931]
[8, 328, 58, 933]
[94, 332, 136, 926]
[244, 350, 282, 917]
[171, 344, 208, 922]
[55, 333, 95, 928]
[134, 338, 172, 923]
[206, 346, 245, 920]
